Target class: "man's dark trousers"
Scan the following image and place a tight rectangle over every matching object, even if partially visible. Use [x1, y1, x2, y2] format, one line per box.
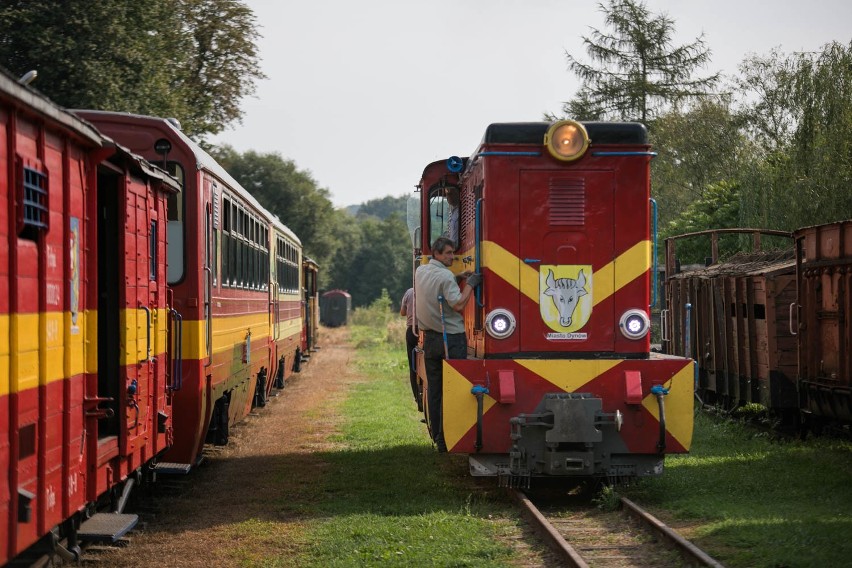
[423, 330, 466, 451]
[405, 325, 421, 410]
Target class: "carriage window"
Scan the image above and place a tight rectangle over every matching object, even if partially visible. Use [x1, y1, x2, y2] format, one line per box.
[163, 161, 185, 284]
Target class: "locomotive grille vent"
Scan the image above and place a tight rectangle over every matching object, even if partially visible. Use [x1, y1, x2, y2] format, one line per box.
[548, 177, 585, 226]
[460, 186, 478, 247]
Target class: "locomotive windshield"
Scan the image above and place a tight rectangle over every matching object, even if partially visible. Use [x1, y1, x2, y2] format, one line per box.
[428, 185, 460, 249]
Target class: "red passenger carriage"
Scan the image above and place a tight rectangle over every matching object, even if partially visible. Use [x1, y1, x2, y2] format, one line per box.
[74, 111, 304, 471]
[410, 121, 694, 483]
[1, 70, 179, 563]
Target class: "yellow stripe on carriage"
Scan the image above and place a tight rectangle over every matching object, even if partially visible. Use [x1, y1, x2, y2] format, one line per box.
[0, 308, 302, 395]
[0, 311, 88, 395]
[176, 313, 302, 361]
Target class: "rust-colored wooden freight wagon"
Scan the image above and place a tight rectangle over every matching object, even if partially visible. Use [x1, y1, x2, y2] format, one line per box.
[795, 220, 852, 424]
[664, 230, 798, 419]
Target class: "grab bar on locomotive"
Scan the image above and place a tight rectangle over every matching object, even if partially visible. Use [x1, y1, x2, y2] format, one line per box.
[650, 198, 658, 309]
[169, 308, 184, 391]
[138, 303, 151, 362]
[475, 198, 483, 307]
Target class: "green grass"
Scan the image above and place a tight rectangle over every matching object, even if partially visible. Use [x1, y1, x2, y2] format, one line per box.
[297, 323, 516, 567]
[271, 301, 852, 568]
[622, 413, 852, 567]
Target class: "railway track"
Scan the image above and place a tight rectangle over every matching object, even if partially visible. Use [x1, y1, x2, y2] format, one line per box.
[511, 489, 724, 567]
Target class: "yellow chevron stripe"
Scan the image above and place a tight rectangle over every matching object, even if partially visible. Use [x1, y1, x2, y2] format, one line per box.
[443, 362, 496, 449]
[481, 240, 650, 306]
[481, 241, 539, 301]
[642, 362, 694, 450]
[607, 240, 651, 306]
[515, 359, 622, 391]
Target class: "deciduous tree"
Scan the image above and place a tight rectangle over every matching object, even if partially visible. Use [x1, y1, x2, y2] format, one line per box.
[0, 0, 264, 138]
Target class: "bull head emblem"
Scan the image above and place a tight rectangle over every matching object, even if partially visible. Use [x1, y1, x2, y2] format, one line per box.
[543, 268, 588, 328]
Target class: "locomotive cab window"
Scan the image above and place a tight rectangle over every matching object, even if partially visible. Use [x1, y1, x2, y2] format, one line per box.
[429, 185, 461, 250]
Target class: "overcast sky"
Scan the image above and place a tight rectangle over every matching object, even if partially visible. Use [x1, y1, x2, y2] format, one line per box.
[210, 0, 852, 208]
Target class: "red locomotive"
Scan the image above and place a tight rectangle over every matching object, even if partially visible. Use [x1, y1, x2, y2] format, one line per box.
[1, 70, 179, 563]
[410, 120, 695, 483]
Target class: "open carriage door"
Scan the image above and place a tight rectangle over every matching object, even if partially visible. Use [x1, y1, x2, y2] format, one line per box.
[96, 168, 160, 459]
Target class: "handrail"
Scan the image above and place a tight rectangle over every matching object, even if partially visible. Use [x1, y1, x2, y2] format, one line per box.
[650, 198, 658, 309]
[275, 283, 281, 340]
[138, 304, 151, 362]
[204, 266, 213, 367]
[475, 197, 483, 307]
[169, 308, 184, 390]
[789, 303, 797, 336]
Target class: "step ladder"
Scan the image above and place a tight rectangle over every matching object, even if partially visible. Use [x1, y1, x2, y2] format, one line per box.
[154, 462, 192, 474]
[79, 513, 138, 543]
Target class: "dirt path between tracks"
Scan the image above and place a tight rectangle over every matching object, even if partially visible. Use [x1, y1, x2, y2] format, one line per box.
[85, 325, 550, 568]
[86, 326, 362, 567]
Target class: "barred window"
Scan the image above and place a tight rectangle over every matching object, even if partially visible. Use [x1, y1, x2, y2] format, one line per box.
[20, 164, 48, 239]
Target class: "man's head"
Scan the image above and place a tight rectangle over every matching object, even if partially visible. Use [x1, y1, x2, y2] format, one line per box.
[446, 186, 460, 207]
[431, 236, 456, 267]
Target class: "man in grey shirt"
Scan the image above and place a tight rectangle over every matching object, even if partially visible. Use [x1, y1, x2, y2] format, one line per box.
[414, 236, 481, 452]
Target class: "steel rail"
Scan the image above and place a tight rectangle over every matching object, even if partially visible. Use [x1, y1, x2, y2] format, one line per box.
[620, 496, 726, 567]
[511, 489, 725, 567]
[508, 489, 589, 568]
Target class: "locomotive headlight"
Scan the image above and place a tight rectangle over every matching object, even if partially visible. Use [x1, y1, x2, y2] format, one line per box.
[485, 308, 516, 339]
[619, 309, 651, 340]
[544, 120, 590, 162]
